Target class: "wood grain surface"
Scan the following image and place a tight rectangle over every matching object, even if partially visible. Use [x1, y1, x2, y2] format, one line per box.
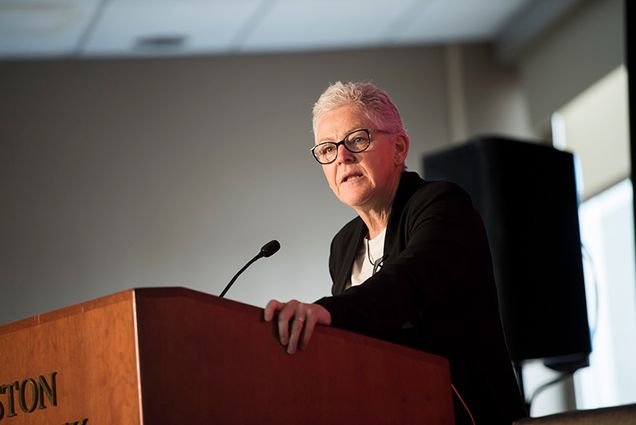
[0, 290, 141, 424]
[135, 288, 454, 425]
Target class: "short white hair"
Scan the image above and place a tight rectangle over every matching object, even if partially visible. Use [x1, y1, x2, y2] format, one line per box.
[312, 81, 406, 135]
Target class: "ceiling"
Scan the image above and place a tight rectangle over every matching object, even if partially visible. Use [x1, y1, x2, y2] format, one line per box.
[0, 0, 580, 60]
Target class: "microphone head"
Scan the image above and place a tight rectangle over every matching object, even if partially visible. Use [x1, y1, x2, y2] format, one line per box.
[260, 240, 280, 258]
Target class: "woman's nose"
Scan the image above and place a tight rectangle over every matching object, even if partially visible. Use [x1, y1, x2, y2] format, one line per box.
[337, 144, 355, 163]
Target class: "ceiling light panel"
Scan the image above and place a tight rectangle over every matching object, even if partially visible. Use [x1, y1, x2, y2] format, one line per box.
[82, 0, 263, 57]
[0, 0, 100, 57]
[394, 0, 533, 44]
[240, 0, 419, 53]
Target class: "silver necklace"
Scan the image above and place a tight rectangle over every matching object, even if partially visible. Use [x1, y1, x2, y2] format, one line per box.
[366, 237, 384, 275]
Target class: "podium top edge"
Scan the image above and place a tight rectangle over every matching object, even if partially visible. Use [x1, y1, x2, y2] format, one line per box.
[0, 287, 261, 336]
[0, 288, 136, 335]
[0, 287, 449, 368]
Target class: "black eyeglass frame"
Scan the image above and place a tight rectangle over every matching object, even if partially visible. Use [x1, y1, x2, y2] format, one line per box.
[311, 128, 389, 165]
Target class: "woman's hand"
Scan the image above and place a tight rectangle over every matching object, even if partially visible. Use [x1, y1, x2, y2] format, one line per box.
[263, 299, 332, 354]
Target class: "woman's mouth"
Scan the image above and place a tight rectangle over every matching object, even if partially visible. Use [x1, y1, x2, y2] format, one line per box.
[341, 172, 364, 183]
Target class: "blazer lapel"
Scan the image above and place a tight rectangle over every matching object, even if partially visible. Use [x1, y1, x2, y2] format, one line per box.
[333, 219, 366, 295]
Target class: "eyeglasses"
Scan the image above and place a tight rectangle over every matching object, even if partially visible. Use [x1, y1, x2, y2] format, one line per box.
[311, 128, 389, 165]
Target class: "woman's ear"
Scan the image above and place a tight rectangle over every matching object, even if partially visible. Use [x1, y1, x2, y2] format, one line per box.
[394, 133, 410, 165]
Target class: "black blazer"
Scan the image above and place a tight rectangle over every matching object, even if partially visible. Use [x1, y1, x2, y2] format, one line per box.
[316, 171, 526, 425]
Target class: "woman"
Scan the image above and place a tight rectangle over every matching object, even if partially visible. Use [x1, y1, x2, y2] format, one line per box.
[264, 82, 526, 424]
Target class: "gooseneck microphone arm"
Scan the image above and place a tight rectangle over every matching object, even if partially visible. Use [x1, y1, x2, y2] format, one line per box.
[219, 240, 280, 298]
[219, 255, 260, 298]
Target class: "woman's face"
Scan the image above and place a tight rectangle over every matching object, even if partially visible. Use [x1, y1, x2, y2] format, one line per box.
[314, 105, 408, 211]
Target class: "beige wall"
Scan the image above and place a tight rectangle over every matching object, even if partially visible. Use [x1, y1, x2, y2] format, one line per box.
[0, 44, 530, 324]
[558, 65, 630, 200]
[460, 42, 536, 142]
[520, 0, 624, 131]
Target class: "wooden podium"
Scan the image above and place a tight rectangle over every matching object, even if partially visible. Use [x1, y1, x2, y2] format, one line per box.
[0, 288, 454, 424]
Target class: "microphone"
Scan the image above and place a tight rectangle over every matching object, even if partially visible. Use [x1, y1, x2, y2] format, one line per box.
[219, 240, 280, 298]
[260, 240, 280, 258]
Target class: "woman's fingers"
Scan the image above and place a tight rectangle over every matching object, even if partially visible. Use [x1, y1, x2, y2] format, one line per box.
[263, 300, 332, 354]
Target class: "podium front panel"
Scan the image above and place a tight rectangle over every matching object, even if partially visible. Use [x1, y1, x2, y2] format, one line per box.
[0, 290, 141, 424]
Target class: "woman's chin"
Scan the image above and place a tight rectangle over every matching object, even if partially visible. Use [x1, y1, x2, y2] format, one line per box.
[337, 192, 372, 209]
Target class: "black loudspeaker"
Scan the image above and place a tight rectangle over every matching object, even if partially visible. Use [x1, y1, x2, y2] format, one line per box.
[423, 136, 591, 372]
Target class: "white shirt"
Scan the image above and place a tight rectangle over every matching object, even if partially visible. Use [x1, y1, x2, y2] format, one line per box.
[349, 228, 386, 288]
